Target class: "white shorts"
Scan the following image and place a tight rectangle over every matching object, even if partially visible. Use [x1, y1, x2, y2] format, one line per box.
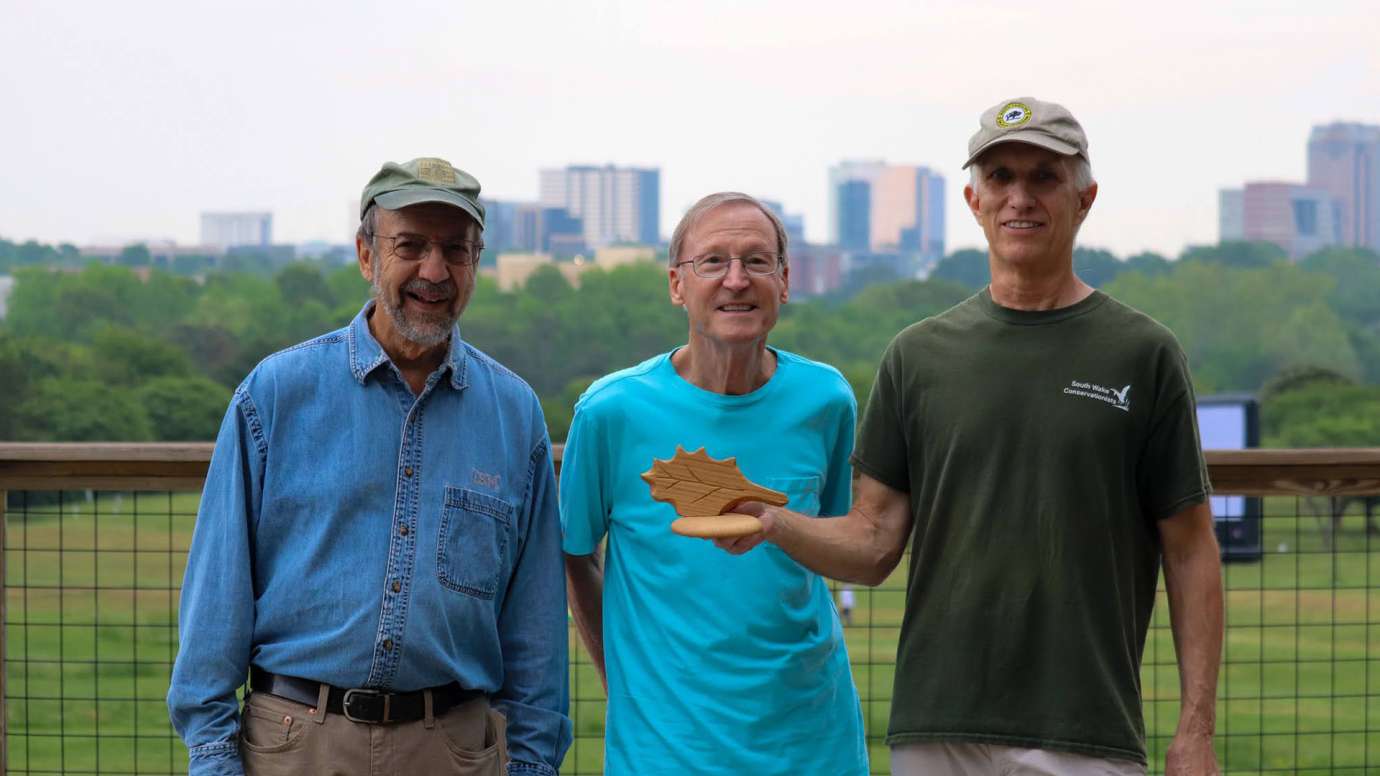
[890, 742, 1146, 776]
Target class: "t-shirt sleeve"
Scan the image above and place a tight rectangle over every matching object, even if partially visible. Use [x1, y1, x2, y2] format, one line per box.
[852, 337, 912, 493]
[819, 380, 858, 517]
[558, 398, 610, 555]
[1138, 347, 1211, 521]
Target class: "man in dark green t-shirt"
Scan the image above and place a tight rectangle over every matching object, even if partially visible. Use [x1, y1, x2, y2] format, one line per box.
[716, 97, 1224, 775]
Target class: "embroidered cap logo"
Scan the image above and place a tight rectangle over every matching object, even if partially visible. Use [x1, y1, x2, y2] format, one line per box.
[996, 102, 1032, 129]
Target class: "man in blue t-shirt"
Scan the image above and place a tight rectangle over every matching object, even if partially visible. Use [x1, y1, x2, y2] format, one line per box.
[560, 192, 868, 776]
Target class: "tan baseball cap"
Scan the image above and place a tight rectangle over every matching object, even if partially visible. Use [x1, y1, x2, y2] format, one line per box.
[963, 97, 1089, 169]
[360, 157, 485, 228]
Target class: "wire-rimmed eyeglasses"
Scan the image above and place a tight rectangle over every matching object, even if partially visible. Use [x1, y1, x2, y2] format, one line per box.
[673, 253, 782, 279]
[368, 232, 484, 266]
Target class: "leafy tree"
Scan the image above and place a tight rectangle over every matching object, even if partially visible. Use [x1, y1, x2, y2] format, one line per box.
[0, 238, 61, 272]
[1106, 261, 1359, 393]
[117, 243, 151, 267]
[1124, 251, 1172, 276]
[275, 263, 335, 309]
[13, 378, 154, 441]
[1072, 247, 1126, 287]
[1298, 247, 1380, 329]
[171, 254, 216, 275]
[835, 264, 903, 299]
[168, 323, 246, 388]
[929, 249, 989, 289]
[1260, 365, 1353, 401]
[138, 375, 233, 441]
[0, 334, 36, 438]
[1179, 241, 1287, 269]
[325, 263, 371, 316]
[88, 325, 194, 385]
[542, 375, 599, 443]
[1263, 381, 1380, 447]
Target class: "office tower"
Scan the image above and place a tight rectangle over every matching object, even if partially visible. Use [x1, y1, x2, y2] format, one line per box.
[1307, 122, 1380, 252]
[200, 212, 272, 249]
[760, 200, 807, 251]
[1219, 189, 1245, 241]
[790, 244, 844, 297]
[482, 200, 585, 258]
[539, 165, 660, 248]
[1231, 181, 1338, 259]
[828, 161, 945, 261]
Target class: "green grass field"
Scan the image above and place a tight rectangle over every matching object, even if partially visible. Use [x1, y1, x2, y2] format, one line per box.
[4, 492, 1378, 774]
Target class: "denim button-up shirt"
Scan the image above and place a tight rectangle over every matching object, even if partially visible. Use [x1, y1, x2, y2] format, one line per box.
[168, 303, 571, 776]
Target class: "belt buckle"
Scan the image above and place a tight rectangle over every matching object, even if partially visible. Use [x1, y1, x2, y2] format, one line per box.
[342, 688, 387, 724]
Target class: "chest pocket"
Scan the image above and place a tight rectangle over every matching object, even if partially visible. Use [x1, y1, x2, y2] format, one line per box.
[762, 476, 823, 517]
[437, 486, 514, 600]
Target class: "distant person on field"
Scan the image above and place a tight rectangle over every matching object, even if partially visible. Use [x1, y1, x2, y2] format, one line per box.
[714, 98, 1225, 776]
[169, 157, 571, 776]
[561, 192, 868, 775]
[838, 584, 855, 625]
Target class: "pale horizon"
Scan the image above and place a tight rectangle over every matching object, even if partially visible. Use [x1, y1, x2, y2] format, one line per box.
[2, 1, 1378, 259]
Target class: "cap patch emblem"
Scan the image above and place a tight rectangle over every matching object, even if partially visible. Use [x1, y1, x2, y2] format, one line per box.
[417, 158, 459, 185]
[996, 102, 1032, 129]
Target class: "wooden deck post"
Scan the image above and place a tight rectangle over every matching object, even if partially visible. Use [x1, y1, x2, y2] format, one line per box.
[2, 489, 8, 776]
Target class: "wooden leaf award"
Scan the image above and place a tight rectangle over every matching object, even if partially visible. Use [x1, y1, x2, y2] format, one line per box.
[641, 447, 789, 538]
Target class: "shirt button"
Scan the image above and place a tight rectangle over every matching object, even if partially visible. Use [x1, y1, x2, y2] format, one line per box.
[399, 524, 409, 536]
[404, 466, 414, 478]
[391, 580, 401, 593]
[382, 638, 394, 651]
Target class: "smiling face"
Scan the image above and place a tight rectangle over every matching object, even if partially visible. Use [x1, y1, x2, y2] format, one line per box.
[357, 202, 480, 353]
[963, 143, 1097, 271]
[668, 200, 789, 350]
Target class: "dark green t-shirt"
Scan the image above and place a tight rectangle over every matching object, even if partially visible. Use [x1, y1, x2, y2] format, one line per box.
[854, 288, 1209, 763]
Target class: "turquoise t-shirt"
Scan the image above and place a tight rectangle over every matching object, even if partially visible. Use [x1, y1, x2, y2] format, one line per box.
[560, 349, 868, 776]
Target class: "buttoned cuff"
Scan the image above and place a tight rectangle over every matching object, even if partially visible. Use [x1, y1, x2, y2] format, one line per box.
[508, 760, 557, 776]
[188, 740, 245, 776]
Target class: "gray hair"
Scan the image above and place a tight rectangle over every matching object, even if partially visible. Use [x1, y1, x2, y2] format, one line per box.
[357, 203, 378, 246]
[669, 192, 789, 267]
[969, 153, 1095, 192]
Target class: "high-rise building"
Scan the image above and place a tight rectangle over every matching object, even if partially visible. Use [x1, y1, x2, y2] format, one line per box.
[828, 161, 945, 262]
[760, 200, 806, 251]
[837, 180, 872, 252]
[539, 165, 660, 248]
[200, 212, 272, 249]
[1307, 122, 1380, 252]
[1220, 181, 1338, 259]
[1219, 189, 1245, 241]
[482, 200, 585, 259]
[790, 244, 844, 297]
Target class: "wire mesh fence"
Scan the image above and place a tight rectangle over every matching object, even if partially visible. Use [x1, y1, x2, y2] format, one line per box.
[3, 488, 1378, 774]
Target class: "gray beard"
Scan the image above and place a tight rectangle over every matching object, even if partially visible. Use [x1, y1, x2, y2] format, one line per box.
[371, 264, 457, 349]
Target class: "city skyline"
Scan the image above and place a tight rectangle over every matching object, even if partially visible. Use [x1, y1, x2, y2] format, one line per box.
[2, 2, 1378, 258]
[1220, 122, 1380, 259]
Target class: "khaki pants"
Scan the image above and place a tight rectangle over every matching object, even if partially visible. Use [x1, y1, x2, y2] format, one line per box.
[239, 689, 508, 776]
[892, 742, 1146, 776]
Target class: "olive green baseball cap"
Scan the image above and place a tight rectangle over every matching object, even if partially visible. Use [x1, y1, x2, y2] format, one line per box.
[963, 97, 1089, 169]
[360, 157, 485, 228]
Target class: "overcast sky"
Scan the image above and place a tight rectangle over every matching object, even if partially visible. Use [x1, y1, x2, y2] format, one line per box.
[2, 1, 1378, 258]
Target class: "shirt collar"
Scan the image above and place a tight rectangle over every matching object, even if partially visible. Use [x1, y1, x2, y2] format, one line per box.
[347, 300, 469, 391]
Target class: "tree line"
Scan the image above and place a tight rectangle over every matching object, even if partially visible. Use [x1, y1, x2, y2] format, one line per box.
[2, 239, 1378, 446]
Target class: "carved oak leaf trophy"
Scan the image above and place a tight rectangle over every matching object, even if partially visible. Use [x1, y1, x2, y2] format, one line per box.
[641, 446, 789, 538]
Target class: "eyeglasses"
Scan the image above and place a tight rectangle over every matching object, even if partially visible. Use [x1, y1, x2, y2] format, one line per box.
[369, 232, 484, 266]
[674, 253, 782, 279]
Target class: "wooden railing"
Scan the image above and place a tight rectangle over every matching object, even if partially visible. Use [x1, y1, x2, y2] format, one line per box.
[4, 443, 1380, 494]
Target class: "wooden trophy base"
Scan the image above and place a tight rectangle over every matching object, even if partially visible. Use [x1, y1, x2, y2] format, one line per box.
[670, 514, 763, 538]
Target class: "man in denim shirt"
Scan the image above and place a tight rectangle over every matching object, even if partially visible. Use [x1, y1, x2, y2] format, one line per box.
[169, 157, 571, 776]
